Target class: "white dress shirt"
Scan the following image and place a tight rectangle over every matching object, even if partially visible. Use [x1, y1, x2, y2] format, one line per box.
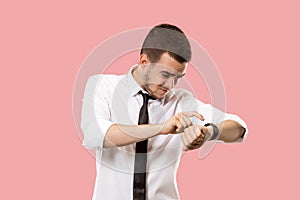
[81, 65, 248, 200]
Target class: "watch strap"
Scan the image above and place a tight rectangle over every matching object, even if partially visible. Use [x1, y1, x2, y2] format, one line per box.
[204, 123, 219, 140]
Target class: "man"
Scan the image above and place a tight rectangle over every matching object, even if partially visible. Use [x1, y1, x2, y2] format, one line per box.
[81, 24, 247, 200]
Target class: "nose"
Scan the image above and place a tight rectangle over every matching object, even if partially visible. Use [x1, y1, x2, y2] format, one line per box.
[163, 77, 175, 89]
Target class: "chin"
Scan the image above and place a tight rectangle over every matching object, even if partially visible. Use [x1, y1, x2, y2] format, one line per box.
[145, 86, 168, 99]
[154, 95, 163, 99]
[154, 92, 168, 99]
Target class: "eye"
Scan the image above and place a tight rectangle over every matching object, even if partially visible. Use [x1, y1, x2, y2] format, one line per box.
[161, 73, 171, 78]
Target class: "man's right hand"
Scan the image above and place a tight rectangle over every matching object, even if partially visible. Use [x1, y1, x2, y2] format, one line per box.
[159, 111, 205, 134]
[104, 111, 204, 148]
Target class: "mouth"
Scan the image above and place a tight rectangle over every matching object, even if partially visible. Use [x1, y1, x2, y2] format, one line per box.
[159, 87, 169, 93]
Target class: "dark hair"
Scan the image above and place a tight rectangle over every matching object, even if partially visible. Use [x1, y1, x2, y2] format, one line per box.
[140, 24, 191, 63]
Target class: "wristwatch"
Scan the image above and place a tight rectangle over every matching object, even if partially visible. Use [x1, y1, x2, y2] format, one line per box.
[204, 123, 219, 140]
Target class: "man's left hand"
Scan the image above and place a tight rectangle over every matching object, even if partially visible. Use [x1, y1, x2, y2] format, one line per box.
[181, 125, 213, 151]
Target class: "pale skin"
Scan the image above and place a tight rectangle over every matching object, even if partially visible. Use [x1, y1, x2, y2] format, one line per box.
[103, 52, 246, 150]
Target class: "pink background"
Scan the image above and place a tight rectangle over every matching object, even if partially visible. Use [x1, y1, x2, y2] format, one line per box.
[1, 0, 299, 199]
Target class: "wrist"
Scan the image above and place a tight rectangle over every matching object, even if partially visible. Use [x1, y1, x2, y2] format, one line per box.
[204, 123, 220, 140]
[206, 126, 214, 140]
[158, 123, 168, 135]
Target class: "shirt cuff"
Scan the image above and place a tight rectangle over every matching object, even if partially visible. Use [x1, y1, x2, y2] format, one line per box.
[223, 113, 248, 142]
[81, 119, 114, 150]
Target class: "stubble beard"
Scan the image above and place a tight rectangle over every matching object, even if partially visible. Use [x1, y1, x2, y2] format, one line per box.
[143, 70, 153, 96]
[142, 64, 166, 99]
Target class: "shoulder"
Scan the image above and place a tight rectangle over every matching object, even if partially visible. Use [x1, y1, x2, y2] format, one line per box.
[87, 74, 124, 82]
[86, 74, 125, 87]
[84, 74, 126, 98]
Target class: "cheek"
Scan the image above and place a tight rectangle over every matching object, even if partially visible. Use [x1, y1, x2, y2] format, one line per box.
[148, 76, 165, 85]
[147, 83, 159, 92]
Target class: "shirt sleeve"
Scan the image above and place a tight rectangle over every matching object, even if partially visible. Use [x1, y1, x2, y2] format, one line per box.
[180, 91, 248, 143]
[80, 75, 114, 150]
[197, 102, 248, 143]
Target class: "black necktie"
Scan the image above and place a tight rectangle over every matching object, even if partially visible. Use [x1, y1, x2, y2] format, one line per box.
[133, 91, 154, 200]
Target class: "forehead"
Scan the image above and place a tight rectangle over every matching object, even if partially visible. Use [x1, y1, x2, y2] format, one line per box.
[152, 53, 187, 74]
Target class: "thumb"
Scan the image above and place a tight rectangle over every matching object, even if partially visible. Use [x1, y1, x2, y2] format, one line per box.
[182, 146, 188, 151]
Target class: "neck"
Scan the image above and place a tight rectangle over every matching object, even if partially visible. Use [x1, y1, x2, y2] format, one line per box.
[132, 65, 145, 88]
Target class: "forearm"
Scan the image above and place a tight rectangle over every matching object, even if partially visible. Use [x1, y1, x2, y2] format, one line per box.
[103, 124, 163, 148]
[103, 111, 205, 148]
[216, 120, 246, 142]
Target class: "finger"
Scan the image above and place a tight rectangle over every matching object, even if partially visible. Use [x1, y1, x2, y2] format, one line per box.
[183, 127, 196, 144]
[190, 136, 203, 147]
[176, 113, 190, 128]
[193, 136, 204, 146]
[185, 143, 201, 151]
[174, 114, 183, 132]
[183, 143, 197, 151]
[191, 127, 205, 145]
[201, 126, 209, 135]
[195, 132, 209, 147]
[175, 119, 184, 132]
[201, 126, 212, 141]
[186, 144, 194, 151]
[181, 131, 195, 151]
[187, 140, 204, 151]
[194, 125, 203, 137]
[182, 111, 205, 121]
[190, 126, 202, 142]
[193, 133, 203, 143]
[181, 133, 189, 147]
[175, 113, 193, 132]
[182, 145, 189, 151]
[176, 115, 192, 133]
[174, 114, 184, 132]
[181, 114, 193, 128]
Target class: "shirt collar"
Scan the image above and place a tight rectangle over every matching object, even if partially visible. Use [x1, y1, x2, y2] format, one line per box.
[127, 64, 143, 97]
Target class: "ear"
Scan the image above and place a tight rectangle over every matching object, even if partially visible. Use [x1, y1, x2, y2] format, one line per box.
[139, 54, 150, 68]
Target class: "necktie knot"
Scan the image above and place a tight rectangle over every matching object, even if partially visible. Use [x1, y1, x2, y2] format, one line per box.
[138, 90, 155, 104]
[137, 90, 154, 125]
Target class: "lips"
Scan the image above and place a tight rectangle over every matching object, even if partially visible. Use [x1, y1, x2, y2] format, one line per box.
[160, 87, 169, 93]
